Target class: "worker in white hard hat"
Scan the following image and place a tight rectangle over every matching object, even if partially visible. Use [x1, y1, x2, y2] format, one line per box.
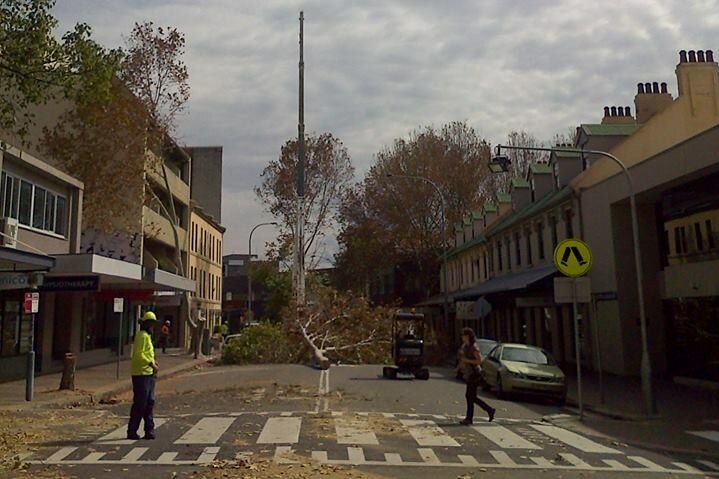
[127, 310, 159, 440]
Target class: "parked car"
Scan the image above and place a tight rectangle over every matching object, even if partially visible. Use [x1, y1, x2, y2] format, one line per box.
[455, 338, 498, 380]
[480, 343, 566, 405]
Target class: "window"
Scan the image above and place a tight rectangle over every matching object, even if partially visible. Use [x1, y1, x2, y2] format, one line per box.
[674, 226, 688, 254]
[1, 173, 67, 236]
[550, 216, 558, 250]
[564, 210, 574, 238]
[537, 221, 545, 259]
[505, 237, 511, 270]
[497, 241, 503, 271]
[695, 222, 704, 251]
[526, 228, 533, 265]
[18, 180, 32, 225]
[514, 231, 521, 265]
[707, 220, 716, 249]
[32, 187, 46, 229]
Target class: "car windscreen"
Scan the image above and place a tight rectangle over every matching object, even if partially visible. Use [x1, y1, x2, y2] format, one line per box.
[501, 347, 556, 365]
[477, 341, 497, 355]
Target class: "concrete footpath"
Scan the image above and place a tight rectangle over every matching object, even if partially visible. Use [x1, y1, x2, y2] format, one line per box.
[552, 369, 719, 457]
[0, 348, 212, 411]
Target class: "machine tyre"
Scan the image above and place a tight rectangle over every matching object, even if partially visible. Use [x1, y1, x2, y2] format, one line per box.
[415, 368, 430, 380]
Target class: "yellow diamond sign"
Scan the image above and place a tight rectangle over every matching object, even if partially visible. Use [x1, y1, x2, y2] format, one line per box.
[553, 239, 592, 277]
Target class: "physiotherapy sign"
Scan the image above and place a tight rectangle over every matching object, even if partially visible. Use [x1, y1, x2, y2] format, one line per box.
[553, 239, 592, 277]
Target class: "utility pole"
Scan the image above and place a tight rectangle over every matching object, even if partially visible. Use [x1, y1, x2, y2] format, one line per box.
[294, 11, 306, 316]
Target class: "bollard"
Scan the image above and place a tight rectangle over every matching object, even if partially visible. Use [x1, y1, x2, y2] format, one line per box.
[59, 352, 77, 390]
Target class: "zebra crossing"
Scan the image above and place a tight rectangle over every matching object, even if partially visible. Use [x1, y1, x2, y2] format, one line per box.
[19, 411, 718, 475]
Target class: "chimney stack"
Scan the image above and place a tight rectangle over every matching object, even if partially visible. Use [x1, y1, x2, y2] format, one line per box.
[601, 104, 635, 124]
[675, 50, 719, 116]
[634, 79, 673, 123]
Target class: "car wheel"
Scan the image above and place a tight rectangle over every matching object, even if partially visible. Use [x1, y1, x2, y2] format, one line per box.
[481, 378, 491, 392]
[415, 368, 430, 380]
[557, 395, 567, 406]
[495, 374, 504, 399]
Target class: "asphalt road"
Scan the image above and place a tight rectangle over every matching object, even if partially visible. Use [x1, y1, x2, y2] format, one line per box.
[19, 364, 719, 479]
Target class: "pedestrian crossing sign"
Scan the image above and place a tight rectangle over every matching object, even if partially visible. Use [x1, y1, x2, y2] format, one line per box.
[554, 239, 592, 277]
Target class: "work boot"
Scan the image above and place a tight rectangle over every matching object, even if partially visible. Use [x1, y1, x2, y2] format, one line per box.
[126, 433, 140, 440]
[488, 408, 496, 422]
[459, 418, 473, 426]
[143, 432, 156, 440]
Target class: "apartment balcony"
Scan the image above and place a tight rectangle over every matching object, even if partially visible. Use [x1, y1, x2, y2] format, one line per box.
[143, 206, 188, 251]
[146, 150, 190, 205]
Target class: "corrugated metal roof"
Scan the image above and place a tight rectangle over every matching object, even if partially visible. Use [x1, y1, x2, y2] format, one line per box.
[531, 163, 553, 174]
[486, 186, 572, 237]
[580, 123, 639, 136]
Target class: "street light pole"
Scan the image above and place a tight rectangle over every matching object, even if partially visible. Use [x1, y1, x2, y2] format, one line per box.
[494, 144, 656, 416]
[248, 222, 277, 322]
[387, 173, 451, 346]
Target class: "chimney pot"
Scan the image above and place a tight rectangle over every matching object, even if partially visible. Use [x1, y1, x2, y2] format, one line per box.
[644, 82, 652, 93]
[603, 106, 610, 116]
[688, 50, 697, 62]
[698, 50, 706, 62]
[637, 83, 645, 94]
[679, 50, 688, 63]
[707, 50, 714, 62]
[652, 82, 660, 93]
[610, 106, 617, 116]
[625, 106, 632, 116]
[660, 82, 668, 93]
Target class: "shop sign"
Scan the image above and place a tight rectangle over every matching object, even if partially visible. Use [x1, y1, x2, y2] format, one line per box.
[0, 273, 36, 291]
[113, 298, 124, 313]
[39, 275, 99, 292]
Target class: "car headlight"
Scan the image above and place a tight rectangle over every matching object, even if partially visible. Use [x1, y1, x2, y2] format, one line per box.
[553, 376, 566, 383]
[507, 369, 525, 379]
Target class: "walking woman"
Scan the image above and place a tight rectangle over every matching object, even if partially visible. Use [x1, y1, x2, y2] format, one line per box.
[456, 327, 495, 425]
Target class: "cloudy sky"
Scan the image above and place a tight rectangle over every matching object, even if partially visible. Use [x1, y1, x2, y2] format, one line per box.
[54, 0, 719, 262]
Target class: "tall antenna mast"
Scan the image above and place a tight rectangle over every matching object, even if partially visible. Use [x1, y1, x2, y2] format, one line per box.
[295, 11, 306, 314]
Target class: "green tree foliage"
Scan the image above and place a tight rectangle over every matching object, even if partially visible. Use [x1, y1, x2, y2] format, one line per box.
[221, 321, 299, 365]
[335, 121, 492, 294]
[0, 0, 120, 139]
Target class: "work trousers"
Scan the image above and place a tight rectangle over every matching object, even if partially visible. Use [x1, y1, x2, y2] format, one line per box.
[128, 375, 156, 436]
[465, 381, 493, 421]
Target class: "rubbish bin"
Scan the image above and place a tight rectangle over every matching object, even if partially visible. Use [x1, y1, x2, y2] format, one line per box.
[201, 328, 211, 355]
[60, 352, 77, 390]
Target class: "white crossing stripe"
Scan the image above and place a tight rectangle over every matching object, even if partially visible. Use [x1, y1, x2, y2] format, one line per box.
[97, 418, 168, 445]
[458, 455, 480, 466]
[384, 452, 403, 464]
[197, 447, 220, 463]
[530, 424, 622, 454]
[531, 456, 553, 467]
[489, 450, 517, 466]
[472, 424, 542, 449]
[628, 456, 665, 471]
[559, 453, 590, 467]
[603, 459, 631, 470]
[312, 451, 328, 462]
[418, 448, 440, 464]
[335, 417, 379, 445]
[688, 430, 719, 443]
[81, 452, 106, 462]
[400, 419, 460, 447]
[274, 446, 296, 464]
[672, 462, 700, 472]
[258, 417, 302, 444]
[121, 447, 149, 461]
[698, 460, 719, 471]
[175, 417, 235, 444]
[46, 447, 77, 462]
[157, 452, 178, 463]
[280, 412, 293, 417]
[347, 447, 366, 463]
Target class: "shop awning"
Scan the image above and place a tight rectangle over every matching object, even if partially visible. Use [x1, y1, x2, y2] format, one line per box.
[51, 254, 142, 283]
[144, 268, 195, 292]
[453, 265, 557, 301]
[0, 246, 55, 272]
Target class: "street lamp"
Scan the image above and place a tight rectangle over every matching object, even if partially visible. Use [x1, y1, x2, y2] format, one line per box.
[248, 222, 277, 323]
[492, 144, 656, 416]
[386, 173, 452, 347]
